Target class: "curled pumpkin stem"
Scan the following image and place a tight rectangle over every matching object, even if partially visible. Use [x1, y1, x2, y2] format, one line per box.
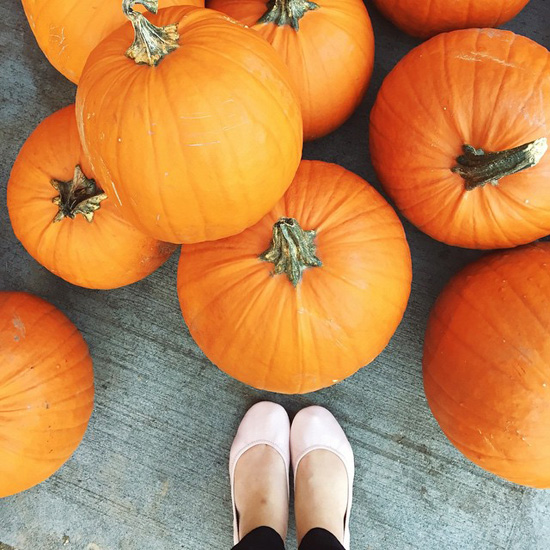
[258, 0, 319, 31]
[259, 217, 322, 286]
[452, 137, 548, 191]
[51, 165, 107, 223]
[123, 0, 179, 66]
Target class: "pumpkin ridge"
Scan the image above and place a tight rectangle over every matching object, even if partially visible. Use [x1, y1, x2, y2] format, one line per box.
[446, 431, 550, 463]
[482, 182, 550, 234]
[409, 185, 461, 230]
[506, 46, 550, 141]
[175, 58, 248, 230]
[190, 41, 297, 154]
[315, 193, 385, 233]
[487, 264, 550, 338]
[430, 265, 550, 376]
[375, 90, 436, 148]
[0, 306, 62, 383]
[439, 34, 467, 142]
[422, 377, 536, 457]
[191, 40, 299, 122]
[215, 277, 276, 367]
[182, 269, 263, 328]
[153, 65, 201, 241]
[481, 32, 517, 146]
[480, 189, 520, 246]
[1, 333, 87, 400]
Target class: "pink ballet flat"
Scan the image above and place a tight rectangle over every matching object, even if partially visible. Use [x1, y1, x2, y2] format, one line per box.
[290, 406, 355, 550]
[229, 401, 290, 544]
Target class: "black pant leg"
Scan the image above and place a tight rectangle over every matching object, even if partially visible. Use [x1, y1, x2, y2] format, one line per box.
[299, 528, 346, 550]
[232, 526, 286, 550]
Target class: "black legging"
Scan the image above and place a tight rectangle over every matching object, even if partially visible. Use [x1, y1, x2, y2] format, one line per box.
[232, 526, 346, 550]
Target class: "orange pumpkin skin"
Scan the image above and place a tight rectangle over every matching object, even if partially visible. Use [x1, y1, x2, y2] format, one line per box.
[0, 292, 94, 498]
[423, 243, 550, 488]
[370, 29, 550, 250]
[76, 6, 303, 244]
[177, 160, 412, 394]
[372, 0, 530, 38]
[21, 0, 204, 84]
[207, 0, 374, 141]
[7, 105, 176, 290]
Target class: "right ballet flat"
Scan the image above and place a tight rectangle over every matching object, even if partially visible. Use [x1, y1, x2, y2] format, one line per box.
[229, 401, 290, 545]
[290, 405, 355, 550]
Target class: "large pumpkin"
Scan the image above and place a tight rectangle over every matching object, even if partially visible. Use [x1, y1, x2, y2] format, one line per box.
[0, 292, 94, 498]
[207, 0, 374, 141]
[370, 29, 550, 250]
[21, 0, 203, 84]
[372, 0, 530, 38]
[177, 160, 411, 394]
[7, 105, 176, 290]
[423, 243, 550, 488]
[76, 2, 303, 244]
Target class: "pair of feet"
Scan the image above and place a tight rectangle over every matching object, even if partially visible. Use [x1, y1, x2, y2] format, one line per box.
[230, 402, 354, 547]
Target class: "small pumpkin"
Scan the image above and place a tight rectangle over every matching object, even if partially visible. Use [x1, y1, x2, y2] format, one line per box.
[207, 0, 374, 141]
[7, 105, 176, 290]
[177, 160, 411, 394]
[423, 243, 550, 488]
[76, 1, 303, 244]
[370, 29, 550, 250]
[372, 0, 530, 38]
[0, 292, 94, 498]
[21, 0, 204, 84]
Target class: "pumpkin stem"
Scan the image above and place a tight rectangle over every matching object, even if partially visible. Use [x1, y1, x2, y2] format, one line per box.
[452, 138, 548, 191]
[51, 165, 107, 223]
[259, 217, 322, 286]
[123, 0, 179, 66]
[258, 0, 319, 31]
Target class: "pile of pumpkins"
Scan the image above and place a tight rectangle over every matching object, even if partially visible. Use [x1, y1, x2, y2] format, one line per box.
[2, 0, 549, 499]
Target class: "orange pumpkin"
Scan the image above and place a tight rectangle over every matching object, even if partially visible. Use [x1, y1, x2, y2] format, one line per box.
[0, 292, 94, 498]
[21, 0, 203, 84]
[372, 0, 530, 38]
[423, 243, 550, 488]
[7, 105, 176, 290]
[76, 2, 303, 244]
[370, 29, 550, 250]
[177, 160, 411, 394]
[207, 0, 374, 141]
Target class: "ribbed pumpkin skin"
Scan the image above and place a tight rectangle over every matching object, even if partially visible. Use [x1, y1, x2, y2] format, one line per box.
[76, 6, 303, 244]
[21, 0, 203, 84]
[0, 292, 94, 498]
[423, 243, 550, 488]
[207, 0, 374, 141]
[7, 105, 176, 290]
[370, 29, 550, 250]
[372, 0, 530, 38]
[177, 160, 412, 394]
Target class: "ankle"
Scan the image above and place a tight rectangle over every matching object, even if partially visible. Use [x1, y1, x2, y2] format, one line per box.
[234, 445, 288, 540]
[294, 450, 348, 544]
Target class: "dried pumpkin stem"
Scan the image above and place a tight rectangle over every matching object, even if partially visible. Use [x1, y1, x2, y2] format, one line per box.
[51, 165, 107, 223]
[258, 0, 319, 31]
[123, 0, 179, 66]
[452, 137, 548, 191]
[259, 217, 322, 286]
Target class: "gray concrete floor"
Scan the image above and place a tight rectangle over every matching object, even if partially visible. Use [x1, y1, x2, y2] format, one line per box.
[1, 1, 550, 549]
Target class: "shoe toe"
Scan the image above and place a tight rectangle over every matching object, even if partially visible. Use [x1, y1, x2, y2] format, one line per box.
[230, 401, 290, 474]
[290, 406, 354, 472]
